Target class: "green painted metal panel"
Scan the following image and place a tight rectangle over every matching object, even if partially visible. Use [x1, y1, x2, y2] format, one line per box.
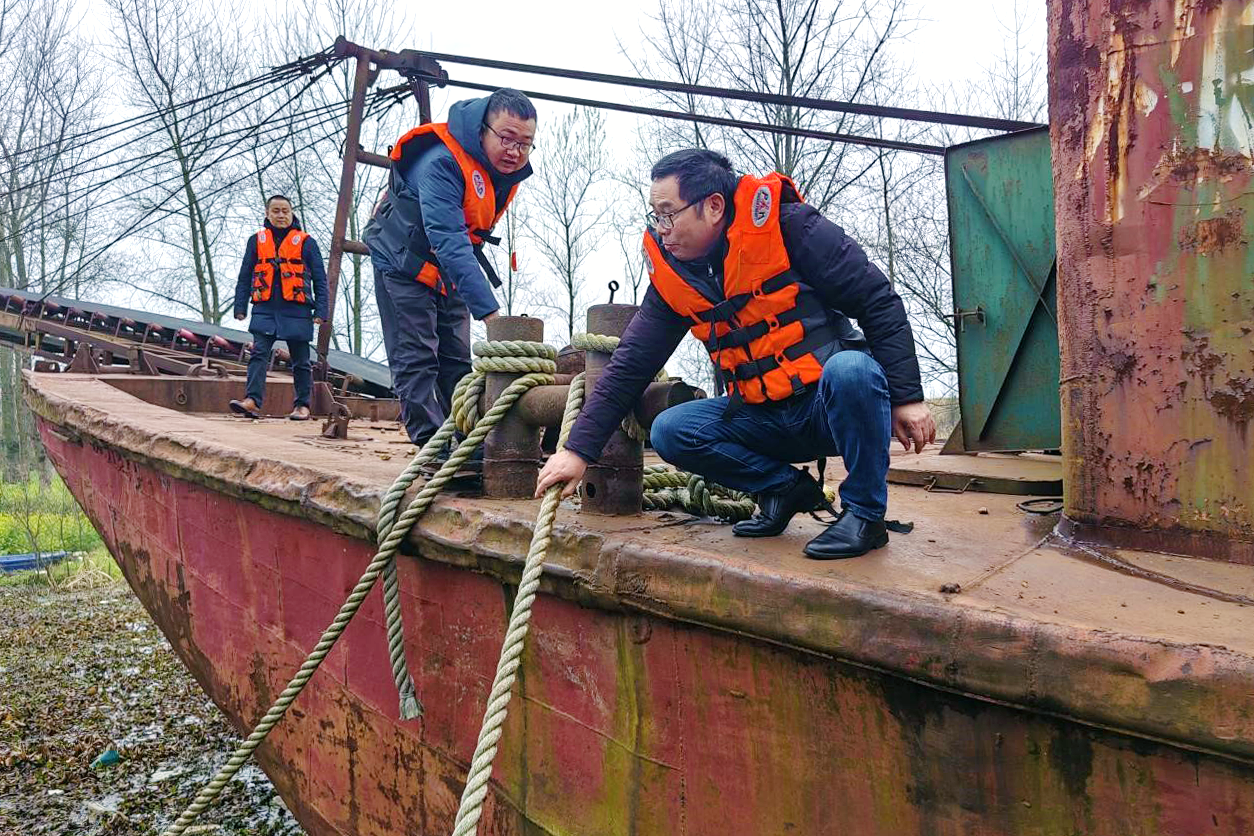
[946, 126, 1061, 452]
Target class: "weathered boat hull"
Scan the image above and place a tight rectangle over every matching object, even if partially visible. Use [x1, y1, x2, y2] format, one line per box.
[36, 415, 1254, 836]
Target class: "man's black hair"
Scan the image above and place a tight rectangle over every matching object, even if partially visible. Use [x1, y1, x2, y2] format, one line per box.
[484, 88, 537, 123]
[650, 149, 738, 207]
[265, 194, 293, 208]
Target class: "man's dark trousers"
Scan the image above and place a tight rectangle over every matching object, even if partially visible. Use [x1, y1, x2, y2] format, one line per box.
[374, 268, 472, 445]
[246, 333, 312, 409]
[650, 350, 892, 521]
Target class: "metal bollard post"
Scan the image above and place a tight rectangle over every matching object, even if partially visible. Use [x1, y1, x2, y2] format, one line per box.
[582, 304, 642, 515]
[482, 316, 545, 499]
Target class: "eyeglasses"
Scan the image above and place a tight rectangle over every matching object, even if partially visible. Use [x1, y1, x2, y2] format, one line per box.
[645, 194, 711, 231]
[483, 123, 535, 154]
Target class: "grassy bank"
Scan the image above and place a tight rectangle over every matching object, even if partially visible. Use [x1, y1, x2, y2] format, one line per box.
[0, 475, 102, 556]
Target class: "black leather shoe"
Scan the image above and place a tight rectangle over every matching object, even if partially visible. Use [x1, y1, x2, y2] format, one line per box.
[732, 470, 825, 538]
[803, 509, 889, 559]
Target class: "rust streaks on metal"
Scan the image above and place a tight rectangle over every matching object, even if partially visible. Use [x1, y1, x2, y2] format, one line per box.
[582, 304, 644, 515]
[1049, 0, 1254, 557]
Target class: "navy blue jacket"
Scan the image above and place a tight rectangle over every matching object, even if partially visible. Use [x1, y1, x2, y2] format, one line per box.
[564, 202, 925, 463]
[233, 220, 329, 343]
[364, 96, 532, 320]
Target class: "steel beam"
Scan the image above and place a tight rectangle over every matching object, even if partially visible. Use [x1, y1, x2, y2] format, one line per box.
[316, 45, 373, 370]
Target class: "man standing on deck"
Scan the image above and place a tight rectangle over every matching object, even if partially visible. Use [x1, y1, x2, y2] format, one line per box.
[536, 149, 936, 559]
[364, 90, 536, 448]
[229, 194, 328, 421]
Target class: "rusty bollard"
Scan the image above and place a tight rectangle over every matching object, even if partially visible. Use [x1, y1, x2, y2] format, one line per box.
[582, 304, 643, 515]
[482, 316, 545, 499]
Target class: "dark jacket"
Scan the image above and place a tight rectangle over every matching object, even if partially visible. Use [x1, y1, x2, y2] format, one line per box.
[363, 96, 532, 320]
[564, 202, 925, 463]
[233, 218, 329, 343]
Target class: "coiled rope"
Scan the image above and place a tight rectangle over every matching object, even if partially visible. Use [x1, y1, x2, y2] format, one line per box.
[641, 464, 757, 521]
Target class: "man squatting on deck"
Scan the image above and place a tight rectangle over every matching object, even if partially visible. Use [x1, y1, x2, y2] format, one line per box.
[538, 150, 937, 559]
[229, 195, 329, 421]
[364, 90, 536, 448]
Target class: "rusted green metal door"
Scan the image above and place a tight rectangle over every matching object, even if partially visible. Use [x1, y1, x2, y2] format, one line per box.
[946, 126, 1060, 452]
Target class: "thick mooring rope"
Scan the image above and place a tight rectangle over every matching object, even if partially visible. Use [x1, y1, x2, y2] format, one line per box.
[376, 341, 558, 722]
[449, 371, 586, 835]
[569, 332, 653, 442]
[160, 343, 555, 836]
[641, 464, 757, 521]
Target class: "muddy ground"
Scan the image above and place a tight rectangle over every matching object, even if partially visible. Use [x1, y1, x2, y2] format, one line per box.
[0, 580, 305, 835]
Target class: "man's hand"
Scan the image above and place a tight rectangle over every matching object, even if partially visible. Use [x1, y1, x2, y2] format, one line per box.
[234, 312, 246, 321]
[483, 311, 499, 323]
[535, 449, 587, 499]
[891, 401, 936, 453]
[313, 317, 324, 326]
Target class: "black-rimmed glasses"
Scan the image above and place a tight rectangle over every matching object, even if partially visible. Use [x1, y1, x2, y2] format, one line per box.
[483, 123, 535, 154]
[645, 194, 711, 231]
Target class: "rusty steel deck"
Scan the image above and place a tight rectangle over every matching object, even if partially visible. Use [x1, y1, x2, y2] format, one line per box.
[24, 371, 1254, 835]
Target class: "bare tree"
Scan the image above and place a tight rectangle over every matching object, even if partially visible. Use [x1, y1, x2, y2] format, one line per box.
[860, 0, 1047, 399]
[623, 0, 721, 152]
[526, 107, 612, 340]
[483, 201, 534, 317]
[0, 0, 108, 295]
[977, 0, 1048, 125]
[105, 0, 250, 323]
[0, 0, 110, 480]
[282, 0, 415, 356]
[627, 0, 915, 214]
[606, 175, 652, 305]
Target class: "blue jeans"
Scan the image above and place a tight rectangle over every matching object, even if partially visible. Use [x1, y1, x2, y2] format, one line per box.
[650, 350, 891, 520]
[246, 332, 311, 409]
[373, 268, 472, 445]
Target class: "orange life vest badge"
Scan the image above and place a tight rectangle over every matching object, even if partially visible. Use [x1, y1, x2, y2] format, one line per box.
[751, 185, 772, 228]
[472, 170, 486, 200]
[642, 242, 655, 278]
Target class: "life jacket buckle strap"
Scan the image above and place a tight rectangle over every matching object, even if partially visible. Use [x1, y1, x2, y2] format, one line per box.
[702, 298, 743, 323]
[472, 243, 503, 289]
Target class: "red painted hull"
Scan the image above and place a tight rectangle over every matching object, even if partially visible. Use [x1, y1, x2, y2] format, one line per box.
[36, 417, 1254, 836]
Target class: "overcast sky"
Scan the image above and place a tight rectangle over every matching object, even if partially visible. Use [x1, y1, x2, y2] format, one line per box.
[412, 0, 1047, 142]
[414, 0, 1041, 89]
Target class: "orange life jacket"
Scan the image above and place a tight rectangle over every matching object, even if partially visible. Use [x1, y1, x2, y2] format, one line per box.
[251, 228, 309, 305]
[388, 122, 519, 293]
[643, 173, 843, 406]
